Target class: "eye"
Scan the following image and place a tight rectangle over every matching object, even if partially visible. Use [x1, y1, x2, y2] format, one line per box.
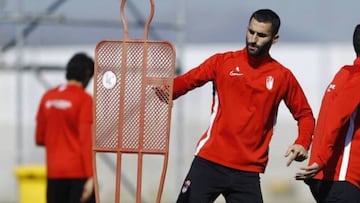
[257, 33, 268, 38]
[248, 29, 255, 35]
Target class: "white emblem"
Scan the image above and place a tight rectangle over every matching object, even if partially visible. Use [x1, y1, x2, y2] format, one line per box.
[327, 83, 336, 92]
[229, 66, 244, 76]
[266, 76, 274, 90]
[181, 180, 191, 193]
[102, 71, 116, 89]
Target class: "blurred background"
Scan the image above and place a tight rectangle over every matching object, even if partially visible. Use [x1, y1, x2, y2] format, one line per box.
[1, 0, 360, 202]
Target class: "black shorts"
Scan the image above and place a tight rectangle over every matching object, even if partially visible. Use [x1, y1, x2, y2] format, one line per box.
[176, 156, 263, 203]
[305, 179, 360, 203]
[47, 178, 96, 203]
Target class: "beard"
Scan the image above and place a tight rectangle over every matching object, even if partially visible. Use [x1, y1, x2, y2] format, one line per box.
[246, 39, 272, 58]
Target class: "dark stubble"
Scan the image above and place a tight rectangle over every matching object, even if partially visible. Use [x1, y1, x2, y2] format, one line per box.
[246, 38, 273, 58]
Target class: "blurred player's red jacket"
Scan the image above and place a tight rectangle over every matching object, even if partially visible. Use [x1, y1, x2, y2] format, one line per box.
[309, 57, 360, 189]
[35, 84, 93, 178]
[173, 48, 315, 173]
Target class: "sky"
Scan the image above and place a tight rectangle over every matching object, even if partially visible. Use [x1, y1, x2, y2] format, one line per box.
[1, 0, 360, 51]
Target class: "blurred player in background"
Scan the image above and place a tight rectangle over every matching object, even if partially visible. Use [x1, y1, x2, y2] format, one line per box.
[296, 24, 360, 202]
[35, 53, 95, 203]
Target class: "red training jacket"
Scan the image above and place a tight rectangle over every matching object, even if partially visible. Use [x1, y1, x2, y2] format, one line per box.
[173, 48, 315, 173]
[310, 57, 360, 189]
[35, 83, 93, 178]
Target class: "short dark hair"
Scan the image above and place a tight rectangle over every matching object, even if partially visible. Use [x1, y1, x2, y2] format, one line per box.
[65, 53, 94, 87]
[250, 9, 281, 37]
[353, 24, 360, 57]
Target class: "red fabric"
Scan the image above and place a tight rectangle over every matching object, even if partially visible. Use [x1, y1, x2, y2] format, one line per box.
[310, 57, 360, 189]
[35, 84, 93, 178]
[173, 48, 315, 173]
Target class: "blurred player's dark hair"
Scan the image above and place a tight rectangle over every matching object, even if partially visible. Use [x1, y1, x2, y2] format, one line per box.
[66, 53, 94, 88]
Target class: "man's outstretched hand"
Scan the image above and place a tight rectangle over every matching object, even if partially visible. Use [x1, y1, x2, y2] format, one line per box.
[152, 85, 170, 104]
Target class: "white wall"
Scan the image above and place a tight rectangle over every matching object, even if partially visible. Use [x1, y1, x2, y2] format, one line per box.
[0, 43, 356, 203]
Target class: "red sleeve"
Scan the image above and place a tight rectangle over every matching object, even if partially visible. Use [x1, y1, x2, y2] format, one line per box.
[283, 71, 315, 150]
[79, 96, 93, 177]
[313, 78, 360, 168]
[35, 96, 46, 146]
[173, 54, 219, 100]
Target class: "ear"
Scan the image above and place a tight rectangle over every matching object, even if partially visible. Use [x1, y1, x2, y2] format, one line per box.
[272, 34, 279, 44]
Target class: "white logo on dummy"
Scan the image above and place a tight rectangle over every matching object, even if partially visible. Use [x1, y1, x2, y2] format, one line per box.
[229, 66, 244, 76]
[102, 71, 117, 89]
[266, 76, 274, 90]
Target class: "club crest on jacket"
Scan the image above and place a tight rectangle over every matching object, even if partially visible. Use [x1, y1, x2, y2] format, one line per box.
[266, 76, 274, 90]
